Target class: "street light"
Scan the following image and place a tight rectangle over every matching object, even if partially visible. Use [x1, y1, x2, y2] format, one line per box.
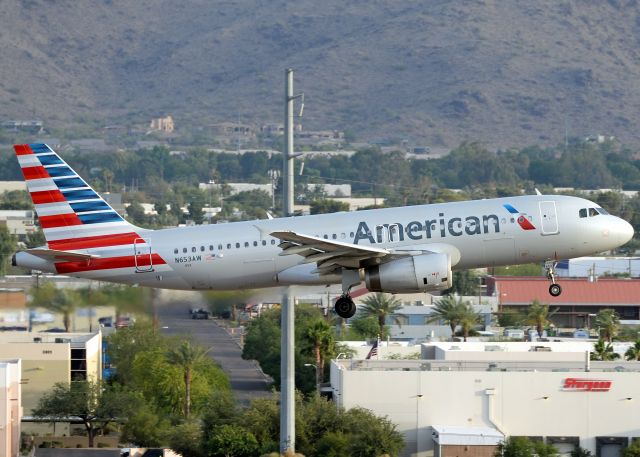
[303, 363, 319, 393]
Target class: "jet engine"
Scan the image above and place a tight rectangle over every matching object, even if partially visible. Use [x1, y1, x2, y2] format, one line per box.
[365, 253, 452, 293]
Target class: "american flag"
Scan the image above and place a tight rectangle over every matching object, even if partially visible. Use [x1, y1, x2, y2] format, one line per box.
[366, 339, 379, 359]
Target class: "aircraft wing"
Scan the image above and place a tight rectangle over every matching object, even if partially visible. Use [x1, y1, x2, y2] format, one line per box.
[24, 248, 99, 263]
[270, 230, 403, 274]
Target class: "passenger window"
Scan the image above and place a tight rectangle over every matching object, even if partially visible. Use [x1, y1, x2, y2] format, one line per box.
[235, 243, 240, 248]
[271, 239, 276, 245]
[253, 241, 258, 247]
[218, 244, 223, 250]
[349, 232, 354, 238]
[323, 235, 328, 239]
[200, 246, 205, 252]
[579, 209, 587, 218]
[183, 248, 187, 253]
[262, 240, 267, 246]
[227, 243, 231, 249]
[332, 233, 337, 239]
[589, 208, 599, 217]
[209, 245, 214, 251]
[174, 248, 178, 254]
[244, 242, 249, 248]
[192, 247, 197, 253]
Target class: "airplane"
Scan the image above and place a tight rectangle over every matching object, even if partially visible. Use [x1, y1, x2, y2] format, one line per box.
[11, 143, 635, 318]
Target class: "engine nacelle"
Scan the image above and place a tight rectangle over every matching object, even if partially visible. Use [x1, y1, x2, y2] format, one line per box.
[365, 253, 452, 293]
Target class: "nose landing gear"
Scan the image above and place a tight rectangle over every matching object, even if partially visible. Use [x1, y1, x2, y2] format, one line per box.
[545, 260, 562, 297]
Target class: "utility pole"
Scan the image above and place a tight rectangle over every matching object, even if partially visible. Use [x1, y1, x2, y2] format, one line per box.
[283, 68, 295, 217]
[280, 68, 303, 456]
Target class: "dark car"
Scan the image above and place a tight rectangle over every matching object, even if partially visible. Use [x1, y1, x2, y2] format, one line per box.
[192, 309, 211, 320]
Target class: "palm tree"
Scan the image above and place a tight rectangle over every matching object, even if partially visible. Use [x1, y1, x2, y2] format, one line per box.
[458, 302, 481, 342]
[625, 340, 640, 361]
[304, 320, 335, 387]
[591, 339, 620, 361]
[359, 293, 405, 336]
[595, 309, 620, 342]
[524, 300, 557, 339]
[428, 295, 466, 340]
[166, 340, 211, 418]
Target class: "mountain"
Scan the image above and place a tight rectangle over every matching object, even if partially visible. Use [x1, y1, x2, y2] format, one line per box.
[1, 0, 640, 148]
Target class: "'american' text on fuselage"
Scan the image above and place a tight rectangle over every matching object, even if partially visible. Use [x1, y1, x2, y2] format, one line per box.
[353, 213, 502, 244]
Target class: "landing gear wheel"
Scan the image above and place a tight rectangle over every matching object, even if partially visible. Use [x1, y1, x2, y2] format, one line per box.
[335, 295, 356, 319]
[549, 283, 562, 297]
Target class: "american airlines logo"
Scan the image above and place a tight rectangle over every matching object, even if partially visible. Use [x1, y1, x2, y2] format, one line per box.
[563, 378, 612, 392]
[352, 212, 501, 245]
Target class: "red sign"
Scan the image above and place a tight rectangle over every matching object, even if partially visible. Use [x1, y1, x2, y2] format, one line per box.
[563, 378, 612, 392]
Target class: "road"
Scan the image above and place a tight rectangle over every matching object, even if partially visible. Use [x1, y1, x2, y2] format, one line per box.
[156, 298, 272, 405]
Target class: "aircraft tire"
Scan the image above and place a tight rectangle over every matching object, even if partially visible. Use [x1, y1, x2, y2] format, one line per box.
[335, 296, 356, 319]
[549, 284, 562, 297]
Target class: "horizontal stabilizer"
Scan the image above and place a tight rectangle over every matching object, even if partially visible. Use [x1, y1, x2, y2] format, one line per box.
[24, 248, 100, 263]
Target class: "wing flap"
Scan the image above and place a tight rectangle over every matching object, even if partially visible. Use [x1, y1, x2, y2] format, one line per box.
[271, 230, 391, 271]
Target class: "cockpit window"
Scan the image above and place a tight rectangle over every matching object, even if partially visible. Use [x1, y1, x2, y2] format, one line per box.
[596, 207, 609, 215]
[579, 208, 587, 218]
[589, 208, 599, 217]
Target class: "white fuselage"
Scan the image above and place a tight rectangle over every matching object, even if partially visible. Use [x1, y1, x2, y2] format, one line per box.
[53, 194, 632, 291]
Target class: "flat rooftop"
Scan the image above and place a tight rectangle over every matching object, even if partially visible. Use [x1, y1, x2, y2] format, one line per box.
[334, 359, 640, 373]
[0, 331, 99, 345]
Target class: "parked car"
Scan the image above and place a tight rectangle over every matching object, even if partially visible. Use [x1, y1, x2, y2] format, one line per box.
[192, 309, 211, 320]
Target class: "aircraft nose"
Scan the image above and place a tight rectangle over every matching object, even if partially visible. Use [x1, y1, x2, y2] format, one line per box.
[614, 218, 634, 245]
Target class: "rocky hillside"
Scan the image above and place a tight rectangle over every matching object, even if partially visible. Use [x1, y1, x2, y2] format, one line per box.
[1, 0, 640, 148]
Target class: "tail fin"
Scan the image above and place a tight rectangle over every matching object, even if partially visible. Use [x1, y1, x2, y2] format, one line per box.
[14, 143, 141, 250]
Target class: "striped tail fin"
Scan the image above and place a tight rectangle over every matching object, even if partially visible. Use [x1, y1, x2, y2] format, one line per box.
[14, 143, 143, 250]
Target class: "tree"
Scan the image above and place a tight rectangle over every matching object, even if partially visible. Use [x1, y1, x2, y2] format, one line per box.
[428, 295, 467, 339]
[310, 199, 350, 214]
[595, 309, 620, 342]
[29, 282, 82, 332]
[524, 300, 557, 339]
[167, 420, 205, 457]
[457, 302, 481, 342]
[187, 198, 205, 224]
[0, 225, 16, 276]
[623, 439, 640, 457]
[166, 340, 211, 419]
[591, 339, 620, 361]
[206, 424, 259, 457]
[359, 293, 405, 336]
[303, 319, 335, 387]
[496, 436, 536, 457]
[348, 315, 382, 339]
[443, 270, 479, 295]
[32, 380, 136, 447]
[625, 340, 640, 361]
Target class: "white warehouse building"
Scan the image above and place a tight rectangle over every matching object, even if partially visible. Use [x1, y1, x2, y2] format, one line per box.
[330, 341, 640, 457]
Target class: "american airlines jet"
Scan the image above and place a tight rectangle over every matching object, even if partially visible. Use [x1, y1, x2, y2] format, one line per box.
[11, 143, 634, 318]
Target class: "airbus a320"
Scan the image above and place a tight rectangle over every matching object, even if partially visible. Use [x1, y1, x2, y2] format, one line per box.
[12, 144, 634, 318]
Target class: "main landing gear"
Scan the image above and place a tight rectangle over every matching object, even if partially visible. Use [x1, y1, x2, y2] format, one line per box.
[335, 294, 356, 319]
[545, 260, 562, 297]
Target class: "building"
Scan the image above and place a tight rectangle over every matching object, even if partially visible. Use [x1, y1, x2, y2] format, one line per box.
[0, 210, 37, 241]
[1, 120, 43, 134]
[555, 257, 640, 279]
[0, 359, 21, 457]
[330, 341, 640, 457]
[0, 332, 102, 434]
[0, 181, 27, 193]
[487, 276, 640, 327]
[149, 116, 174, 133]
